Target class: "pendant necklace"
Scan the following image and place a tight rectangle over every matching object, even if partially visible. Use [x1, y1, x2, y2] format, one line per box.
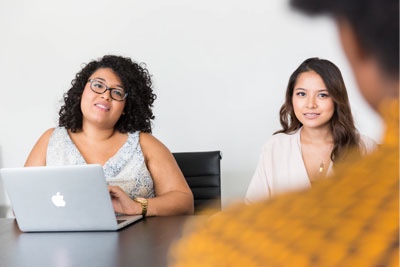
[319, 161, 324, 175]
[300, 129, 333, 181]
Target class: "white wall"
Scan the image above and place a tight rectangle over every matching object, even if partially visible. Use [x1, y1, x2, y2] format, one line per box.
[0, 0, 382, 209]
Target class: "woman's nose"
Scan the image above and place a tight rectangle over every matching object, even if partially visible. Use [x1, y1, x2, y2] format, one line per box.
[306, 96, 317, 108]
[101, 89, 112, 101]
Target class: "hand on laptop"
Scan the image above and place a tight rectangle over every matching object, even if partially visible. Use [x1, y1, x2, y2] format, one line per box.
[108, 185, 141, 215]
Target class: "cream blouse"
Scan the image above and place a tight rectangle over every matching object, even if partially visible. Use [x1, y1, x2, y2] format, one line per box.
[245, 128, 377, 204]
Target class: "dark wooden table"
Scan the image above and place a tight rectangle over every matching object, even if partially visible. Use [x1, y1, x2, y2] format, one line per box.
[0, 215, 202, 267]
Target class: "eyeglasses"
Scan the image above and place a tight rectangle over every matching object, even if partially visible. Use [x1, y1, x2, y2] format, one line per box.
[88, 79, 128, 101]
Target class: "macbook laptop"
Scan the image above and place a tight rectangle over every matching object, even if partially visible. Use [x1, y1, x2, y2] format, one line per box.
[0, 164, 142, 232]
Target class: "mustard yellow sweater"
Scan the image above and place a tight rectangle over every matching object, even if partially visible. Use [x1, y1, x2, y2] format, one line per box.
[170, 99, 399, 267]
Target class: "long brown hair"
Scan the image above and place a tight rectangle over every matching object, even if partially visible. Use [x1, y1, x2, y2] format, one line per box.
[275, 57, 361, 163]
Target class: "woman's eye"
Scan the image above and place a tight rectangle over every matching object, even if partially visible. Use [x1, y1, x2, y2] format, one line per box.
[93, 82, 105, 89]
[112, 89, 124, 97]
[296, 92, 306, 96]
[318, 93, 329, 98]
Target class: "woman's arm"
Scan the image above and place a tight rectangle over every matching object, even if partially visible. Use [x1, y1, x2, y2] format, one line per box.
[24, 128, 55, 167]
[140, 132, 194, 216]
[109, 132, 194, 216]
[245, 145, 272, 204]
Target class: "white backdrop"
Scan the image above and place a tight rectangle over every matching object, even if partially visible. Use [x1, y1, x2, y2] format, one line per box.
[0, 0, 382, 210]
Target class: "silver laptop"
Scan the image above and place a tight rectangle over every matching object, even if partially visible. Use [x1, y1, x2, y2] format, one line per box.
[0, 164, 142, 232]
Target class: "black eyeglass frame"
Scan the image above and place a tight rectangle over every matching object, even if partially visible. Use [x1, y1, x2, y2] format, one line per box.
[88, 79, 128, 101]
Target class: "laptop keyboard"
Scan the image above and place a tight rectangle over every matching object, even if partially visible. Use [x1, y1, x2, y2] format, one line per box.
[117, 219, 127, 224]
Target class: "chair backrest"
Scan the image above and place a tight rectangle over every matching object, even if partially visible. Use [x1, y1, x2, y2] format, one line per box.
[173, 151, 222, 213]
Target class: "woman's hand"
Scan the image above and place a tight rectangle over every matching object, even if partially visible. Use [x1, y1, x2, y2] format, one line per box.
[108, 185, 141, 215]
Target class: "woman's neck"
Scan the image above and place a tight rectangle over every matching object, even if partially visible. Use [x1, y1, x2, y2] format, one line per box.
[300, 126, 334, 182]
[300, 126, 334, 144]
[80, 124, 117, 142]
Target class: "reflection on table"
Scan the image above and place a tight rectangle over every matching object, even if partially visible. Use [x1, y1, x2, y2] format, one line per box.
[0, 215, 204, 267]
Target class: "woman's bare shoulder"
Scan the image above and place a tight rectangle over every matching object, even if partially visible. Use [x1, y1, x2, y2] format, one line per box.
[139, 132, 172, 158]
[24, 127, 56, 166]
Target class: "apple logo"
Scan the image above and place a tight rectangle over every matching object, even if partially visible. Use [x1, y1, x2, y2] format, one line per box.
[51, 192, 66, 207]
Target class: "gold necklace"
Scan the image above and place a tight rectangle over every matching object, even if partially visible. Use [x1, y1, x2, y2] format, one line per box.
[299, 129, 333, 181]
[319, 161, 324, 175]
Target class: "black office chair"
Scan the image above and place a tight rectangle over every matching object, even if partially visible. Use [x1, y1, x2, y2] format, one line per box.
[172, 151, 222, 214]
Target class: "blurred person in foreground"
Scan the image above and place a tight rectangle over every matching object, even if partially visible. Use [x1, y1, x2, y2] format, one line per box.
[169, 0, 399, 266]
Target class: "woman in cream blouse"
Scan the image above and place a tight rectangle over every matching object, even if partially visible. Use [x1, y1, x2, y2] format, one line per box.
[245, 57, 376, 203]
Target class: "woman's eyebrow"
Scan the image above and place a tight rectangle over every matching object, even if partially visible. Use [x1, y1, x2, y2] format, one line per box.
[91, 77, 124, 89]
[91, 77, 106, 82]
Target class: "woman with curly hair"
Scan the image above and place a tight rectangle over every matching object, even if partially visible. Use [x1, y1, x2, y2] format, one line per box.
[25, 55, 194, 216]
[245, 57, 376, 203]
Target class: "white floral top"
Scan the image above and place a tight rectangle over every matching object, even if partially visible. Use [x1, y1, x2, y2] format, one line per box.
[46, 127, 155, 199]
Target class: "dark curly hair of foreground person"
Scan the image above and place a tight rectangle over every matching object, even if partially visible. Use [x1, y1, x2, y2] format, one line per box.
[59, 55, 156, 133]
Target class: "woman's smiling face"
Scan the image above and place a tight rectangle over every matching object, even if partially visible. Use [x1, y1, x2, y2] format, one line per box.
[292, 70, 335, 130]
[80, 68, 126, 129]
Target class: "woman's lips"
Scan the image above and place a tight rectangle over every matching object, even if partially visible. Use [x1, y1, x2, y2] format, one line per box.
[94, 103, 110, 111]
[303, 113, 320, 119]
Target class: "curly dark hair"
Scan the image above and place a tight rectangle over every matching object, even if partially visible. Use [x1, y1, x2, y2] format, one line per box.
[275, 57, 361, 163]
[59, 55, 156, 133]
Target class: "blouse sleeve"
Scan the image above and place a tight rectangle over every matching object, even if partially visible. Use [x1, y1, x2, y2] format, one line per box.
[359, 134, 378, 155]
[245, 146, 271, 204]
